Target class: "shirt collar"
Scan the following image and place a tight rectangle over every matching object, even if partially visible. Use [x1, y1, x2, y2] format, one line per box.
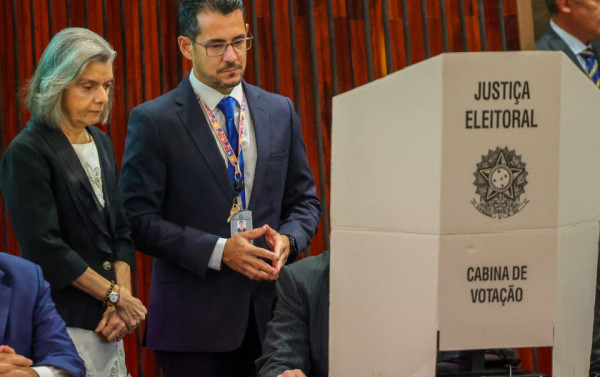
[189, 70, 244, 111]
[550, 19, 589, 55]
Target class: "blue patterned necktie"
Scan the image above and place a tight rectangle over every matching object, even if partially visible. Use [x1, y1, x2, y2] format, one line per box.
[217, 96, 245, 206]
[581, 48, 600, 88]
[217, 96, 238, 156]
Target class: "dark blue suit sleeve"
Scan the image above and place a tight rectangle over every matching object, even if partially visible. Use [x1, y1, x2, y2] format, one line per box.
[120, 106, 217, 278]
[257, 267, 312, 376]
[278, 98, 322, 256]
[31, 265, 85, 377]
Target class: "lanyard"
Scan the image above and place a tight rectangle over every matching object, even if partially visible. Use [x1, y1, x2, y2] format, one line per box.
[198, 95, 248, 207]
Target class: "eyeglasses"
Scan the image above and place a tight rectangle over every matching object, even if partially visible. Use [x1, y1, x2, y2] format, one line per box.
[189, 35, 253, 57]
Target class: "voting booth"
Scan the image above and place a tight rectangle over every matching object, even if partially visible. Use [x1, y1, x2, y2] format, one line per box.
[329, 51, 600, 376]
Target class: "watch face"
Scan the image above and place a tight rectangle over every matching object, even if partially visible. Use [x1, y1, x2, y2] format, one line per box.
[108, 291, 120, 303]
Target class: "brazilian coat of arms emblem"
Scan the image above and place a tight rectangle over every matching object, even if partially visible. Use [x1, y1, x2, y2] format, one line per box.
[471, 147, 529, 219]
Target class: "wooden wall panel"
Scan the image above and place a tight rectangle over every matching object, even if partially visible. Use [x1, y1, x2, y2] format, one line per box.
[49, 0, 68, 34]
[0, 0, 523, 376]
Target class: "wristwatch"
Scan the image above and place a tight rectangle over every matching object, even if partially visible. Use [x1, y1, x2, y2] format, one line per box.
[287, 235, 298, 256]
[105, 281, 121, 307]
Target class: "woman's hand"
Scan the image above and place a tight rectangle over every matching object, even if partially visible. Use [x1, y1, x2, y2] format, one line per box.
[114, 287, 147, 333]
[95, 307, 128, 342]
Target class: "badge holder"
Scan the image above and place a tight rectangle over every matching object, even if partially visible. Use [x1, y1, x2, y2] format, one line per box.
[230, 209, 253, 236]
[227, 181, 252, 238]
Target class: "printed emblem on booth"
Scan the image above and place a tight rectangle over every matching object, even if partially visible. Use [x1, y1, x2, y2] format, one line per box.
[471, 146, 528, 219]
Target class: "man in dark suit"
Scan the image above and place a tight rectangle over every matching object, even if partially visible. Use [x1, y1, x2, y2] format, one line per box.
[537, 2, 600, 375]
[0, 252, 85, 377]
[119, 0, 321, 376]
[256, 251, 329, 377]
[536, 0, 600, 81]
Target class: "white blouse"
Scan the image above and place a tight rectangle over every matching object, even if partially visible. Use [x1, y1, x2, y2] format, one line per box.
[71, 134, 105, 208]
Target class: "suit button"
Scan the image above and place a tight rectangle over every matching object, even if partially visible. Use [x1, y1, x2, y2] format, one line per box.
[103, 261, 112, 271]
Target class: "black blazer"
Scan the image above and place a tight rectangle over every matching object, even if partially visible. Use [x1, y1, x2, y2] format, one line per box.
[0, 119, 136, 330]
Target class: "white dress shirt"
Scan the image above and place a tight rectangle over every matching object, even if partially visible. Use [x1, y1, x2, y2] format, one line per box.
[32, 365, 72, 377]
[189, 71, 257, 270]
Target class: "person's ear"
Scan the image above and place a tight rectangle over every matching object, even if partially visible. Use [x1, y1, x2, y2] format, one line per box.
[557, 0, 574, 14]
[178, 35, 194, 61]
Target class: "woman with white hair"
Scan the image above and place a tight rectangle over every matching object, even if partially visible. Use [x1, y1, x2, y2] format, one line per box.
[0, 27, 146, 377]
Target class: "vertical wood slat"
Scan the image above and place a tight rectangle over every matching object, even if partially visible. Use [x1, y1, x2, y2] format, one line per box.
[382, 0, 393, 74]
[138, 0, 147, 103]
[478, 0, 488, 50]
[308, 0, 330, 251]
[250, 0, 260, 87]
[269, 0, 280, 94]
[0, 1, 524, 376]
[102, 0, 108, 38]
[30, 0, 37, 67]
[459, 0, 469, 51]
[288, 0, 301, 115]
[156, 0, 165, 94]
[133, 1, 146, 368]
[15, 0, 29, 133]
[401, 0, 412, 65]
[102, 0, 112, 137]
[420, 0, 430, 58]
[66, 0, 71, 26]
[84, 0, 89, 28]
[344, 0, 356, 87]
[361, 0, 374, 82]
[48, 0, 53, 35]
[439, 0, 450, 52]
[497, 0, 507, 50]
[326, 0, 338, 95]
[119, 0, 130, 153]
[174, 0, 183, 83]
[0, 0, 8, 255]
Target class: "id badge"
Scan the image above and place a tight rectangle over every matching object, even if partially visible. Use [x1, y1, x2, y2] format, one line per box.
[231, 210, 253, 237]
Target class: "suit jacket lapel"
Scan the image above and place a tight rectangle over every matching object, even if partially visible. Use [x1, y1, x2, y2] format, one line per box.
[176, 76, 234, 202]
[544, 25, 587, 75]
[0, 269, 9, 342]
[243, 82, 270, 210]
[543, 25, 586, 74]
[87, 127, 115, 236]
[30, 122, 111, 240]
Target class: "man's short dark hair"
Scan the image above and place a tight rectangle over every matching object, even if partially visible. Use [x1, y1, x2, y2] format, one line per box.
[545, 0, 558, 15]
[179, 0, 246, 40]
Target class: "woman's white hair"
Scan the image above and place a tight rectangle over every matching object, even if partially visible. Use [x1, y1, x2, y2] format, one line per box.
[26, 27, 116, 128]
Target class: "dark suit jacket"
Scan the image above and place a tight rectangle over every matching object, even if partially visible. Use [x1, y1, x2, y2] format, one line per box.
[536, 24, 600, 74]
[120, 76, 321, 352]
[0, 252, 85, 377]
[0, 120, 136, 329]
[257, 251, 330, 377]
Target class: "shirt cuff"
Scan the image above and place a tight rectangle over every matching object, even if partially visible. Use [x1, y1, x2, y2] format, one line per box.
[208, 238, 227, 270]
[32, 365, 73, 377]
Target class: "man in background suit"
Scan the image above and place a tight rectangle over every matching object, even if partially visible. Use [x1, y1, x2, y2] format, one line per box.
[536, 0, 600, 81]
[0, 252, 85, 377]
[537, 1, 600, 375]
[119, 0, 321, 376]
[256, 251, 330, 377]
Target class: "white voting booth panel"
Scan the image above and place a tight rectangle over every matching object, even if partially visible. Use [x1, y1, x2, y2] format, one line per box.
[330, 51, 600, 376]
